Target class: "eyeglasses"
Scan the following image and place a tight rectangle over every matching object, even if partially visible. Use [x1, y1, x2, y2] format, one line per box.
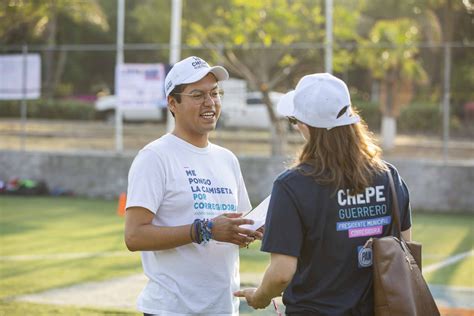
[287, 116, 298, 125]
[174, 90, 224, 103]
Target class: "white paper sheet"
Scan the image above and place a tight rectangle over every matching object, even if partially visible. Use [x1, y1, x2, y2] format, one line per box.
[242, 195, 271, 231]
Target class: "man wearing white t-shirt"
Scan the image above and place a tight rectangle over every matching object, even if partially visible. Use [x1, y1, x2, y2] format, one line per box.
[124, 56, 261, 316]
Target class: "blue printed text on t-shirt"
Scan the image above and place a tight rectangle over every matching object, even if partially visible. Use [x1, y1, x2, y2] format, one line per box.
[185, 168, 236, 217]
[336, 185, 390, 238]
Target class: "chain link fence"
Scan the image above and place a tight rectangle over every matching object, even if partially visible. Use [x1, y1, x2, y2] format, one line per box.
[0, 42, 473, 158]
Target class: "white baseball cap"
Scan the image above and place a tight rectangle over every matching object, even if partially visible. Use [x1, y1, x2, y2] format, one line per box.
[164, 56, 229, 97]
[277, 73, 360, 129]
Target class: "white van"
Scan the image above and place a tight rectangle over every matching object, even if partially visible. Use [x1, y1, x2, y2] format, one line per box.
[95, 95, 164, 122]
[219, 79, 284, 129]
[95, 78, 283, 128]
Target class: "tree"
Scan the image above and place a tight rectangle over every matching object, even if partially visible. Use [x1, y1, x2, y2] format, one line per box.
[428, 0, 474, 110]
[185, 0, 362, 156]
[358, 18, 428, 149]
[356, 0, 473, 148]
[128, 0, 171, 63]
[1, 0, 109, 98]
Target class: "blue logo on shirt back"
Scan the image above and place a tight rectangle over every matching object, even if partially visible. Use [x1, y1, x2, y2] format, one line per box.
[357, 246, 372, 268]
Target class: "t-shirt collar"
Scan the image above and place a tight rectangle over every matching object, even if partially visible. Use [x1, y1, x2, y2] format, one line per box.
[167, 133, 211, 154]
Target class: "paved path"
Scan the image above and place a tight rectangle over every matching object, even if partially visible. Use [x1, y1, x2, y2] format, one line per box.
[14, 272, 473, 312]
[14, 273, 281, 313]
[430, 285, 474, 311]
[15, 274, 146, 311]
[7, 249, 474, 313]
[10, 249, 474, 313]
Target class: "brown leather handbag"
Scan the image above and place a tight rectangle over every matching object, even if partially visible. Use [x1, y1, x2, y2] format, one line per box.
[364, 171, 440, 316]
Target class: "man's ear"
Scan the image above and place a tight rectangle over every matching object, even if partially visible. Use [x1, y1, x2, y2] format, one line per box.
[168, 95, 177, 115]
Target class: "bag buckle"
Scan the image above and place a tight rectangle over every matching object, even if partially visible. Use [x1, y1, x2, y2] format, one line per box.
[363, 238, 373, 249]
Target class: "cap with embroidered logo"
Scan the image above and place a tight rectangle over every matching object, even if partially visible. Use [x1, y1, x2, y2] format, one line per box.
[165, 56, 229, 97]
[277, 73, 360, 129]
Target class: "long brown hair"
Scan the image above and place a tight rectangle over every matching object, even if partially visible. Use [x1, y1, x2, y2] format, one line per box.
[295, 113, 387, 194]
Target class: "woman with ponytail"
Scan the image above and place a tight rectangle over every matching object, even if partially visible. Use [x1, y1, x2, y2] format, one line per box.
[235, 73, 412, 316]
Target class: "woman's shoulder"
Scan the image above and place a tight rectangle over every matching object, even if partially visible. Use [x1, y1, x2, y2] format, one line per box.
[275, 163, 314, 183]
[381, 160, 402, 178]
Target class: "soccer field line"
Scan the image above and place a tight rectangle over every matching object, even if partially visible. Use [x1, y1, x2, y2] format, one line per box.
[0, 250, 135, 261]
[1, 249, 472, 268]
[423, 249, 474, 274]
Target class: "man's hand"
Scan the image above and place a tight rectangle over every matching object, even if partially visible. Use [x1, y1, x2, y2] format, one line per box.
[256, 226, 265, 240]
[234, 288, 271, 309]
[211, 213, 263, 247]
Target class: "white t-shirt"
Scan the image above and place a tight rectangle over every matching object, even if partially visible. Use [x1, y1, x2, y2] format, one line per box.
[126, 133, 252, 315]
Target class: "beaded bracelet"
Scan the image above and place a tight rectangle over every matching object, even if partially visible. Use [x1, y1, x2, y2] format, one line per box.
[201, 219, 213, 244]
[194, 219, 202, 244]
[191, 218, 213, 244]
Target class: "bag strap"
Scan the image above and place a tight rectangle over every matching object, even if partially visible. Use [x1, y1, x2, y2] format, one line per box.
[387, 169, 402, 238]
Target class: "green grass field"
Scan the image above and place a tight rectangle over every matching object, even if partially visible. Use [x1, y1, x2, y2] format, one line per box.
[0, 196, 472, 315]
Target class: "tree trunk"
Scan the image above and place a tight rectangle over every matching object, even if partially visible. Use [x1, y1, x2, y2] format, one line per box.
[381, 115, 396, 150]
[443, 0, 453, 43]
[380, 72, 397, 151]
[371, 80, 380, 103]
[44, 0, 57, 100]
[52, 48, 67, 96]
[270, 120, 287, 157]
[261, 89, 287, 156]
[220, 51, 291, 156]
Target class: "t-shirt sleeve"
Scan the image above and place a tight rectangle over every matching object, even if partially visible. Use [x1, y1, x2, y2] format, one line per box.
[126, 149, 165, 214]
[397, 172, 412, 231]
[232, 155, 252, 214]
[260, 180, 303, 257]
[237, 172, 252, 214]
[390, 166, 412, 231]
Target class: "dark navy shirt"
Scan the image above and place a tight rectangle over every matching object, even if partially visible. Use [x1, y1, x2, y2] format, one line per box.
[261, 162, 411, 316]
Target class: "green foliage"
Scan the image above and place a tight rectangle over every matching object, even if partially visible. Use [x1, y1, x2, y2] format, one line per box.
[451, 49, 474, 104]
[131, 0, 170, 43]
[1, 0, 472, 130]
[359, 18, 427, 83]
[185, 0, 330, 90]
[0, 99, 98, 120]
[333, 3, 364, 72]
[398, 102, 442, 133]
[353, 100, 381, 131]
[352, 100, 465, 134]
[0, 0, 108, 44]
